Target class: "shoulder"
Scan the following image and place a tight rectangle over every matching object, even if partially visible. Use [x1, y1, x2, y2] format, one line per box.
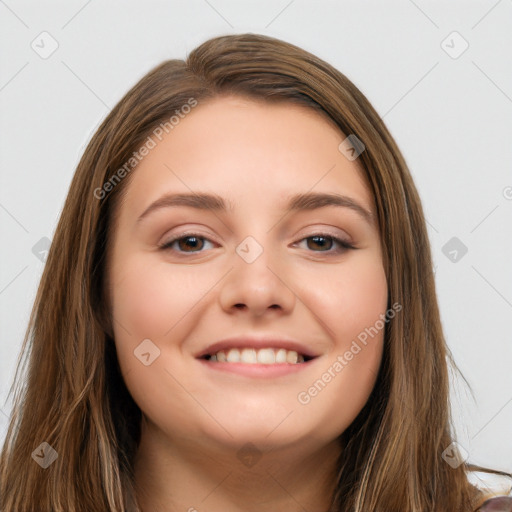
[468, 470, 512, 511]
[478, 497, 512, 511]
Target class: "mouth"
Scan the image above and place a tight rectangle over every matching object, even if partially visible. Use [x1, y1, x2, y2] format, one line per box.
[199, 347, 317, 365]
[195, 336, 321, 378]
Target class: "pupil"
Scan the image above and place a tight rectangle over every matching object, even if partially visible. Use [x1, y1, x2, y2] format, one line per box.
[180, 236, 202, 251]
[310, 236, 331, 251]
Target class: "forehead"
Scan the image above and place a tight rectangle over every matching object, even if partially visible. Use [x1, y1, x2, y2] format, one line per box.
[119, 95, 373, 218]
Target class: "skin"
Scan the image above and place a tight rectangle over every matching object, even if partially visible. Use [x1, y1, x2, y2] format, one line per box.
[108, 95, 388, 512]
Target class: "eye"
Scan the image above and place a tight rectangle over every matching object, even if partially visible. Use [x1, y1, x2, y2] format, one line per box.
[294, 234, 356, 254]
[159, 234, 217, 254]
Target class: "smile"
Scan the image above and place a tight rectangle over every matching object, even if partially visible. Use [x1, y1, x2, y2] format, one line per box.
[201, 347, 314, 365]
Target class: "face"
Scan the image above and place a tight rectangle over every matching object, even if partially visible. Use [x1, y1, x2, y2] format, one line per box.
[108, 95, 388, 457]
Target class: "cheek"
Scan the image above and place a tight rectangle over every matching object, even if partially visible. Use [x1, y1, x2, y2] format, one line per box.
[109, 254, 212, 431]
[304, 252, 388, 346]
[339, 264, 388, 339]
[110, 254, 209, 340]
[294, 254, 388, 426]
[332, 255, 388, 376]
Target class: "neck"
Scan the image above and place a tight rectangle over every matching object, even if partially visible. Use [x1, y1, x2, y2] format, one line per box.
[133, 419, 341, 512]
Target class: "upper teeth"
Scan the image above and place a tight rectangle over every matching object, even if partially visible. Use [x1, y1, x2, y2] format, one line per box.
[208, 348, 305, 364]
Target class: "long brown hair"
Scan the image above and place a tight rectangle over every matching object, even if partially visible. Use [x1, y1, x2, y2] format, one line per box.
[0, 32, 506, 512]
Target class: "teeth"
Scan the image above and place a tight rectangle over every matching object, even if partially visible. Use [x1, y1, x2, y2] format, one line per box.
[257, 348, 275, 364]
[275, 349, 287, 363]
[226, 348, 240, 363]
[207, 347, 308, 365]
[286, 350, 298, 363]
[240, 348, 257, 364]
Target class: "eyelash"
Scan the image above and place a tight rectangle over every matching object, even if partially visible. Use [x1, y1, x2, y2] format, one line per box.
[159, 232, 356, 256]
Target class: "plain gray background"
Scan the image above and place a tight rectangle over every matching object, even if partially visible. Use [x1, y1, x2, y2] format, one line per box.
[1, 0, 511, 484]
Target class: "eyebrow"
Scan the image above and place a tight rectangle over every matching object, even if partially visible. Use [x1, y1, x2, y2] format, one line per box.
[137, 191, 374, 225]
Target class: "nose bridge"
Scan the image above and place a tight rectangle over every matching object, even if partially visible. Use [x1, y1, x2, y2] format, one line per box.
[234, 233, 282, 289]
[219, 233, 295, 315]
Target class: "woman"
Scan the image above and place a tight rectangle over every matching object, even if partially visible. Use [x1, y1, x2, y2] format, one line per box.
[1, 33, 510, 512]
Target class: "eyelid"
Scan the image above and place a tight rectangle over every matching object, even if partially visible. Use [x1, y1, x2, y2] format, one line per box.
[294, 225, 352, 242]
[158, 227, 219, 247]
[292, 232, 356, 252]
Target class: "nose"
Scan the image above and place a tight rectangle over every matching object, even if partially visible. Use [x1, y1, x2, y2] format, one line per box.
[218, 239, 296, 318]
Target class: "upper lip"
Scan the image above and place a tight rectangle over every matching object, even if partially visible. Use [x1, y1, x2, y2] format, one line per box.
[195, 335, 321, 359]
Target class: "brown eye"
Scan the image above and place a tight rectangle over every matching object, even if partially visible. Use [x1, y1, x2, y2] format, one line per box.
[160, 235, 215, 253]
[177, 236, 204, 252]
[295, 234, 355, 254]
[307, 235, 334, 251]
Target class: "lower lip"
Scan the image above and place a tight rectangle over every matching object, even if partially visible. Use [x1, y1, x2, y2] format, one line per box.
[197, 359, 315, 378]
